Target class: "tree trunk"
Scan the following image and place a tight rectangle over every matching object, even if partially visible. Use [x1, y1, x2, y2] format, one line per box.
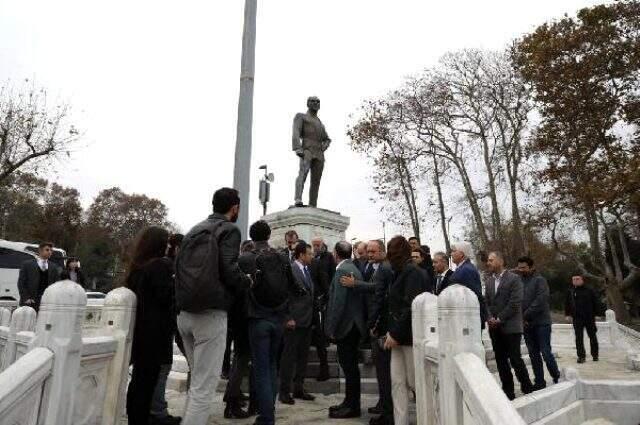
[456, 160, 490, 249]
[605, 279, 631, 324]
[481, 137, 503, 249]
[432, 153, 451, 252]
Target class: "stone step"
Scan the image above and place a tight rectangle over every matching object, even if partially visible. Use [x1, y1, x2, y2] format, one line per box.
[172, 355, 189, 374]
[167, 371, 188, 392]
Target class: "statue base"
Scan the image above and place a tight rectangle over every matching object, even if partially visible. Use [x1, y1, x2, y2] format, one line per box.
[262, 206, 350, 250]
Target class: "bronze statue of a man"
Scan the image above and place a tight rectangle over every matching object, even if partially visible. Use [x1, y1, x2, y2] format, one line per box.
[292, 96, 331, 207]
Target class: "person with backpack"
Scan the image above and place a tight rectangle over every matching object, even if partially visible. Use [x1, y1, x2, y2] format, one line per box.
[175, 188, 251, 425]
[241, 220, 305, 425]
[564, 274, 600, 363]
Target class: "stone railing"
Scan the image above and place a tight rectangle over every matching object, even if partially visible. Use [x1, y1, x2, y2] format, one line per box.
[0, 280, 136, 425]
[412, 284, 525, 425]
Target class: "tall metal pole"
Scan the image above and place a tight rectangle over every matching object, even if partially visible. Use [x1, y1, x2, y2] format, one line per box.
[233, 0, 258, 239]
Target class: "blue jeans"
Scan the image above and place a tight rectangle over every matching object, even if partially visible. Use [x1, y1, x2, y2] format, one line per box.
[249, 318, 284, 425]
[523, 324, 560, 386]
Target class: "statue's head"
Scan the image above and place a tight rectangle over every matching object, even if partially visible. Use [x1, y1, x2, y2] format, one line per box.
[307, 96, 320, 112]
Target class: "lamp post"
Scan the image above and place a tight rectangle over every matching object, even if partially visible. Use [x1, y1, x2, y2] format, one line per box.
[233, 0, 258, 239]
[258, 164, 274, 216]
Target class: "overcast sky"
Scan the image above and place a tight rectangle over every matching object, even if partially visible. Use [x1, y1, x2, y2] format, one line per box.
[0, 0, 606, 251]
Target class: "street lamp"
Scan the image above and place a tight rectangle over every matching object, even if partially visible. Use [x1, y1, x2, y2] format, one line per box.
[258, 165, 274, 216]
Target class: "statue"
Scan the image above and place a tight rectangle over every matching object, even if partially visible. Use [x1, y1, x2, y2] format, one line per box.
[292, 96, 331, 207]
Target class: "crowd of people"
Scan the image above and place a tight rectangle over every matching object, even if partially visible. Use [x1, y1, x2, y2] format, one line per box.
[16, 186, 604, 425]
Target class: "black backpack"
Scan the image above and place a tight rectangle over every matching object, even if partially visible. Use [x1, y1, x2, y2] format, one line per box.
[250, 248, 291, 309]
[175, 218, 226, 313]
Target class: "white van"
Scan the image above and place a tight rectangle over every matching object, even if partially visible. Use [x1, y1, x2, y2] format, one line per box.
[0, 240, 67, 301]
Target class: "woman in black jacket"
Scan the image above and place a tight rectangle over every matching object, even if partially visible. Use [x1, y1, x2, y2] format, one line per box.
[384, 236, 427, 425]
[125, 226, 175, 425]
[62, 257, 87, 288]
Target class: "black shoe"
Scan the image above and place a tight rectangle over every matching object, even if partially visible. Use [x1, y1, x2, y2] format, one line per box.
[329, 403, 346, 413]
[293, 391, 315, 401]
[553, 376, 560, 384]
[247, 402, 257, 416]
[279, 394, 295, 405]
[369, 415, 394, 425]
[224, 403, 250, 419]
[240, 392, 250, 402]
[368, 404, 382, 415]
[220, 371, 229, 380]
[577, 357, 586, 364]
[522, 383, 534, 395]
[329, 407, 361, 419]
[149, 415, 182, 425]
[593, 356, 599, 362]
[532, 382, 546, 391]
[294, 201, 304, 207]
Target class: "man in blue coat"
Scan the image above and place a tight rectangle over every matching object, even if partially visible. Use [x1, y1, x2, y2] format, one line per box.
[449, 241, 488, 329]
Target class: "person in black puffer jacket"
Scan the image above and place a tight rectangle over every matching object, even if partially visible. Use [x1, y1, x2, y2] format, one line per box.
[564, 274, 600, 363]
[125, 226, 176, 425]
[383, 236, 427, 425]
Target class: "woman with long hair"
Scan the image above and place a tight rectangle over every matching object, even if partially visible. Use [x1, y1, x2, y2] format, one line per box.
[384, 236, 427, 425]
[63, 257, 86, 288]
[125, 226, 177, 425]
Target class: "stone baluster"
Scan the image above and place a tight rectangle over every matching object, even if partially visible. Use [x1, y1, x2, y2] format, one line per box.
[30, 280, 86, 425]
[1, 306, 36, 372]
[0, 307, 11, 327]
[605, 309, 620, 349]
[437, 284, 484, 425]
[100, 286, 136, 425]
[412, 291, 438, 425]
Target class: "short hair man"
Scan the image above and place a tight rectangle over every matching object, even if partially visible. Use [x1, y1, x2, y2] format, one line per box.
[353, 241, 368, 274]
[340, 239, 394, 423]
[432, 252, 453, 295]
[283, 230, 299, 261]
[17, 241, 62, 311]
[485, 251, 534, 400]
[309, 236, 335, 380]
[176, 187, 251, 424]
[564, 274, 600, 363]
[326, 241, 366, 419]
[279, 241, 317, 404]
[449, 241, 488, 328]
[517, 256, 560, 390]
[408, 237, 420, 252]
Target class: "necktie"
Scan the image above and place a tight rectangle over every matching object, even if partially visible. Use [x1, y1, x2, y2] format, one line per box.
[436, 275, 443, 292]
[303, 266, 312, 290]
[364, 263, 374, 282]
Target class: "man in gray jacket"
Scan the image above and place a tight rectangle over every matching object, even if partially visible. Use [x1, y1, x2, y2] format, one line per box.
[326, 241, 365, 419]
[485, 252, 534, 400]
[518, 256, 560, 390]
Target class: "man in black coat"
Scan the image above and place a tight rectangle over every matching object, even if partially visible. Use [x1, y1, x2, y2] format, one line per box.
[279, 241, 317, 404]
[432, 251, 454, 296]
[18, 242, 62, 311]
[311, 237, 334, 381]
[340, 239, 394, 425]
[564, 274, 600, 363]
[518, 256, 560, 390]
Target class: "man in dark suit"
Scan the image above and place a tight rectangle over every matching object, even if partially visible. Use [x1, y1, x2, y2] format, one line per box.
[282, 230, 299, 262]
[18, 242, 62, 311]
[352, 241, 368, 274]
[326, 241, 366, 419]
[432, 251, 454, 296]
[279, 241, 316, 404]
[310, 237, 333, 381]
[340, 239, 394, 425]
[485, 251, 534, 400]
[450, 242, 488, 328]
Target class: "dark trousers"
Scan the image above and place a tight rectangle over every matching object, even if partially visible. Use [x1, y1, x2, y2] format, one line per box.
[224, 348, 255, 403]
[336, 326, 362, 410]
[279, 327, 312, 394]
[222, 327, 233, 375]
[311, 308, 329, 370]
[489, 329, 532, 400]
[574, 320, 599, 359]
[126, 363, 161, 425]
[372, 336, 393, 418]
[523, 324, 560, 386]
[249, 318, 284, 425]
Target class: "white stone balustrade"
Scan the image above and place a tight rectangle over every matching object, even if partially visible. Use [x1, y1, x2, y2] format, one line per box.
[0, 281, 136, 425]
[411, 291, 438, 425]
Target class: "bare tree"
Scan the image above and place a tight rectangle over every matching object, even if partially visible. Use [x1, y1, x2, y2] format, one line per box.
[0, 80, 79, 184]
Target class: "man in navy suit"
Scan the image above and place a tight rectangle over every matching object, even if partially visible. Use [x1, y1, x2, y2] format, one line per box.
[279, 241, 316, 404]
[432, 251, 454, 296]
[449, 241, 488, 329]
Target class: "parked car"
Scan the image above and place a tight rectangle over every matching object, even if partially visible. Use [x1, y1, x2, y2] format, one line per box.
[0, 240, 67, 301]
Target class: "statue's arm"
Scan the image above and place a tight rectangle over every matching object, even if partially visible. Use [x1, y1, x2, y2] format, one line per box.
[292, 113, 304, 153]
[321, 122, 331, 151]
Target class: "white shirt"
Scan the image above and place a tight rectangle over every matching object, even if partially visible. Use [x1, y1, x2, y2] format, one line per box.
[337, 259, 348, 270]
[294, 260, 306, 275]
[37, 258, 48, 272]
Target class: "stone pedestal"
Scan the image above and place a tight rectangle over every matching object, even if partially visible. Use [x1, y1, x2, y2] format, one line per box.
[262, 207, 350, 249]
